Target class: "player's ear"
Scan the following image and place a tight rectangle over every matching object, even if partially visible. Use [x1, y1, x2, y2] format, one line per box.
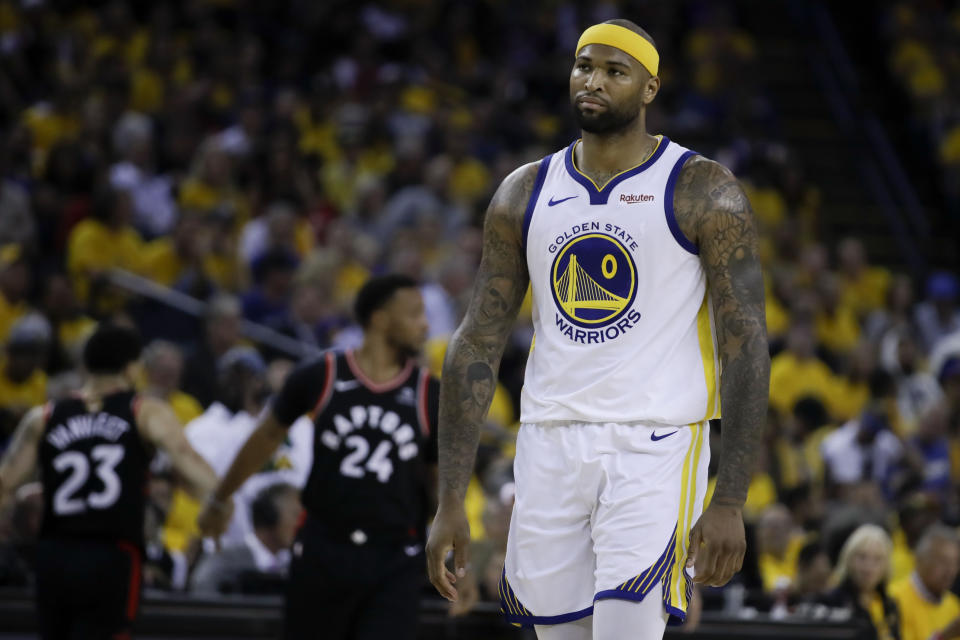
[642, 75, 660, 105]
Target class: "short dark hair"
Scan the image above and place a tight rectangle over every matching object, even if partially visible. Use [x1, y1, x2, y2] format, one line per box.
[603, 18, 657, 49]
[354, 274, 418, 328]
[251, 483, 296, 530]
[82, 323, 143, 375]
[797, 539, 826, 570]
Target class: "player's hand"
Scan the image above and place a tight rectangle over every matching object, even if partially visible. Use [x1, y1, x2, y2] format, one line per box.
[196, 496, 234, 548]
[449, 567, 479, 617]
[686, 501, 745, 587]
[426, 501, 471, 602]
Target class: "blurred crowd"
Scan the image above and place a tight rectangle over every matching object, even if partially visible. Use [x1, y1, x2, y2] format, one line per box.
[883, 0, 960, 222]
[0, 0, 959, 635]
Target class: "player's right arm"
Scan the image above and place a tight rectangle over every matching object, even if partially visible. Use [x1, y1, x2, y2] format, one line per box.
[196, 358, 324, 540]
[0, 406, 44, 509]
[136, 397, 219, 501]
[426, 162, 537, 602]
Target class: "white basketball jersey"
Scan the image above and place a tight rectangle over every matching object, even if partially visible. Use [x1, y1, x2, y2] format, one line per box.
[519, 136, 721, 426]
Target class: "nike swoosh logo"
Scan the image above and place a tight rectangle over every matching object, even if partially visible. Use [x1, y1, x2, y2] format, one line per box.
[333, 380, 361, 392]
[548, 195, 578, 206]
[650, 430, 679, 441]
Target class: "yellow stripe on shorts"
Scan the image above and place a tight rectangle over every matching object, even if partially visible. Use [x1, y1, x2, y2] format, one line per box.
[668, 422, 704, 609]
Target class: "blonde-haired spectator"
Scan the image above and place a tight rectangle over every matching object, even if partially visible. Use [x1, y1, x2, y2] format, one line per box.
[820, 524, 901, 640]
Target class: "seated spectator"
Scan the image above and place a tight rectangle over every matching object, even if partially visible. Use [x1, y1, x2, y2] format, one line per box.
[815, 273, 861, 359]
[165, 347, 311, 551]
[756, 504, 807, 594]
[905, 401, 951, 499]
[890, 493, 941, 583]
[0, 314, 50, 446]
[793, 539, 832, 603]
[39, 272, 95, 372]
[140, 210, 215, 291]
[837, 237, 891, 319]
[181, 294, 243, 408]
[142, 340, 203, 427]
[769, 321, 839, 419]
[242, 249, 297, 329]
[65, 187, 145, 315]
[881, 329, 944, 434]
[190, 483, 300, 595]
[889, 524, 960, 640]
[0, 244, 31, 344]
[820, 524, 901, 640]
[108, 111, 176, 238]
[822, 371, 904, 500]
[915, 273, 960, 354]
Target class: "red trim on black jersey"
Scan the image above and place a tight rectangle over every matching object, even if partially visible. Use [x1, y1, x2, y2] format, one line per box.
[130, 394, 142, 420]
[416, 369, 431, 437]
[116, 541, 142, 621]
[41, 401, 54, 425]
[308, 352, 337, 419]
[345, 349, 414, 393]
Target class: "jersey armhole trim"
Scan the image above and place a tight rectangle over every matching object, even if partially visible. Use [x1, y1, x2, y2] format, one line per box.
[130, 394, 143, 420]
[416, 369, 431, 437]
[307, 352, 336, 420]
[521, 155, 552, 252]
[664, 150, 700, 256]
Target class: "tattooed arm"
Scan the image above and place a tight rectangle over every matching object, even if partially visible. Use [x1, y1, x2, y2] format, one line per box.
[674, 156, 770, 586]
[426, 161, 537, 601]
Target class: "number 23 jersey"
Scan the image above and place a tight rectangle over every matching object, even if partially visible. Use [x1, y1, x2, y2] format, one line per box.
[38, 391, 151, 548]
[272, 350, 439, 540]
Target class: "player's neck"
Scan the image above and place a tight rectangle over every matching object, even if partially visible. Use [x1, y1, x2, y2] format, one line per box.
[83, 375, 132, 399]
[353, 339, 406, 384]
[578, 119, 657, 177]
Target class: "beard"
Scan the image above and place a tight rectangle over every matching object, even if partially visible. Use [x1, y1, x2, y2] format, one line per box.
[388, 335, 421, 361]
[572, 97, 642, 134]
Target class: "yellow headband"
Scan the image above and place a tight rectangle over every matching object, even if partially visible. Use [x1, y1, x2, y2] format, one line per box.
[576, 23, 659, 76]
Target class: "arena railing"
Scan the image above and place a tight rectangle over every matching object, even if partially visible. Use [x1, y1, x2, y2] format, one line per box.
[106, 268, 323, 361]
[0, 587, 867, 639]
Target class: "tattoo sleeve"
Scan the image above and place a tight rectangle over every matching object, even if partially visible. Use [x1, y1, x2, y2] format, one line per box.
[675, 157, 771, 506]
[437, 164, 537, 503]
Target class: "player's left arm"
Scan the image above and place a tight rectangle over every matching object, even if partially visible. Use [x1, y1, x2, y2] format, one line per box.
[674, 156, 771, 587]
[0, 406, 45, 509]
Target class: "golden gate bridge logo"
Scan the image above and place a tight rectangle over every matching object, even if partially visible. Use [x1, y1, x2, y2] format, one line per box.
[551, 233, 637, 328]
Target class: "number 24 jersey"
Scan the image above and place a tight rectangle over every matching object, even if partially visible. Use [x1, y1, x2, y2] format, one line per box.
[271, 350, 439, 540]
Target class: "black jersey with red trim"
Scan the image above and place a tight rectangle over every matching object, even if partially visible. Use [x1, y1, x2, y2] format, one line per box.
[38, 390, 152, 548]
[272, 350, 439, 541]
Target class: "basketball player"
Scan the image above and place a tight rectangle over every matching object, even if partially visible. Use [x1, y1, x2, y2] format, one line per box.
[426, 19, 770, 640]
[0, 323, 220, 640]
[197, 275, 441, 640]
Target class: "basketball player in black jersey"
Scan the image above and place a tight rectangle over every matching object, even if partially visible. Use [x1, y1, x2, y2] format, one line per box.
[198, 274, 441, 640]
[0, 323, 220, 640]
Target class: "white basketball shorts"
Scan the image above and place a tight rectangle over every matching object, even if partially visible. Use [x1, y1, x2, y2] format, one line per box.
[498, 421, 710, 627]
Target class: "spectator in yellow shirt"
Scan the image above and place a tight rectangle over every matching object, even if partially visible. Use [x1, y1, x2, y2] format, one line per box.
[837, 237, 891, 319]
[0, 314, 50, 442]
[0, 244, 31, 344]
[815, 273, 861, 358]
[142, 340, 203, 427]
[141, 211, 212, 288]
[756, 503, 807, 593]
[65, 188, 145, 313]
[770, 321, 841, 419]
[890, 524, 960, 640]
